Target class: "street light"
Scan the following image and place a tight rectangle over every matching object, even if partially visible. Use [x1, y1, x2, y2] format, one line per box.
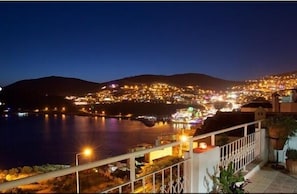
[76, 148, 92, 194]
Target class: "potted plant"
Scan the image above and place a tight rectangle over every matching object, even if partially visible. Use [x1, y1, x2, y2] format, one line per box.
[208, 162, 249, 193]
[265, 115, 297, 150]
[286, 148, 297, 174]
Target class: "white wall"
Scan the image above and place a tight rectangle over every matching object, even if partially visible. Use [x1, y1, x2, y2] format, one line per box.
[184, 147, 220, 193]
[272, 136, 297, 164]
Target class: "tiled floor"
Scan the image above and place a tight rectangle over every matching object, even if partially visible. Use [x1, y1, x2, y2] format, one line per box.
[244, 163, 297, 193]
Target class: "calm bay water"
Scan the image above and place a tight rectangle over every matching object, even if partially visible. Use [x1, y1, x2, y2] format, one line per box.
[0, 114, 180, 170]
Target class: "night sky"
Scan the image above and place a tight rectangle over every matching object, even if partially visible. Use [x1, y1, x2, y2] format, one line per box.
[1, 2, 297, 86]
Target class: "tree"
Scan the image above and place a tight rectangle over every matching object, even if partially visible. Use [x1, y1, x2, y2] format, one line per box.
[213, 101, 228, 111]
[21, 166, 33, 174]
[8, 168, 19, 175]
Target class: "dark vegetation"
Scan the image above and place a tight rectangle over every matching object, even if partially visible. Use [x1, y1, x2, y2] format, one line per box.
[1, 94, 77, 112]
[93, 102, 204, 117]
[0, 76, 99, 111]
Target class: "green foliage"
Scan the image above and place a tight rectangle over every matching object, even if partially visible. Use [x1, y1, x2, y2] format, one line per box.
[265, 115, 297, 137]
[218, 163, 244, 194]
[146, 156, 182, 173]
[286, 149, 297, 160]
[210, 162, 247, 194]
[33, 165, 43, 173]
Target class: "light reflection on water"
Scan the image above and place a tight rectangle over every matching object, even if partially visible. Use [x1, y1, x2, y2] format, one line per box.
[0, 114, 195, 169]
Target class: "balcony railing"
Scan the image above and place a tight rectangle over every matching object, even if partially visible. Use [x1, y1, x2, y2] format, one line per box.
[0, 120, 268, 193]
[220, 133, 256, 173]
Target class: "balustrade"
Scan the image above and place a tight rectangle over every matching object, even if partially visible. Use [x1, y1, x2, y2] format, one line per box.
[0, 120, 268, 193]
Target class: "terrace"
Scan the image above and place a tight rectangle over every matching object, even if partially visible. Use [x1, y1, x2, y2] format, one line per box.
[0, 119, 296, 193]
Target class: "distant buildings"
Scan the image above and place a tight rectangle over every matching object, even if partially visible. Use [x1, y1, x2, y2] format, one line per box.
[240, 97, 272, 112]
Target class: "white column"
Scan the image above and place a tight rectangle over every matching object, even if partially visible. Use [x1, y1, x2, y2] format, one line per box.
[255, 128, 261, 159]
[260, 128, 269, 163]
[184, 146, 220, 193]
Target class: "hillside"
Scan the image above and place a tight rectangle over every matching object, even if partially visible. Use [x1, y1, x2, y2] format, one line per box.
[2, 76, 100, 96]
[104, 73, 243, 90]
[271, 70, 297, 77]
[2, 73, 242, 97]
[0, 76, 100, 110]
[0, 73, 243, 110]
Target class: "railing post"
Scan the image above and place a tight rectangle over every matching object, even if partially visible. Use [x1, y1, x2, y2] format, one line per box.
[255, 125, 261, 159]
[242, 124, 248, 173]
[129, 156, 135, 191]
[189, 138, 194, 192]
[184, 138, 194, 193]
[260, 128, 268, 163]
[244, 124, 248, 137]
[211, 135, 215, 146]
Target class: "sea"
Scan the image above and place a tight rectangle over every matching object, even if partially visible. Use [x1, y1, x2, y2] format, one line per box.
[0, 114, 189, 170]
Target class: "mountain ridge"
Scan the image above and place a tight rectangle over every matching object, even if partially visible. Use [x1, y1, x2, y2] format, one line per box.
[104, 73, 243, 90]
[0, 73, 242, 109]
[1, 73, 243, 96]
[1, 70, 296, 110]
[2, 76, 101, 96]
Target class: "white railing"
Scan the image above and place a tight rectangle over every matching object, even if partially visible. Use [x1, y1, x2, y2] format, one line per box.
[220, 133, 256, 173]
[102, 159, 188, 193]
[0, 120, 265, 193]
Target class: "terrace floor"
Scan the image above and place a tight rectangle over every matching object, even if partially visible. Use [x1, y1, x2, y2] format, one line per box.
[244, 162, 297, 193]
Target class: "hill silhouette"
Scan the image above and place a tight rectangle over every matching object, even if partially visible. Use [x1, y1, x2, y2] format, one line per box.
[2, 73, 243, 96]
[1, 70, 296, 111]
[0, 73, 243, 110]
[105, 73, 242, 90]
[2, 76, 100, 96]
[0, 76, 100, 110]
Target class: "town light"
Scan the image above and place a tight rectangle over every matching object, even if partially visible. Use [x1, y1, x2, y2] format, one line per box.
[83, 148, 92, 156]
[180, 135, 188, 142]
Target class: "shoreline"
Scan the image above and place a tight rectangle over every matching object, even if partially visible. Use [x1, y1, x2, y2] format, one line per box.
[2, 110, 172, 123]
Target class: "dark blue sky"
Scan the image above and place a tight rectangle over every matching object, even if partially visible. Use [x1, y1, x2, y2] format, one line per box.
[1, 2, 297, 86]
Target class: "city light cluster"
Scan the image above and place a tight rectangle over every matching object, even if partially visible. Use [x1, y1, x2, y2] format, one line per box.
[67, 73, 297, 115]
